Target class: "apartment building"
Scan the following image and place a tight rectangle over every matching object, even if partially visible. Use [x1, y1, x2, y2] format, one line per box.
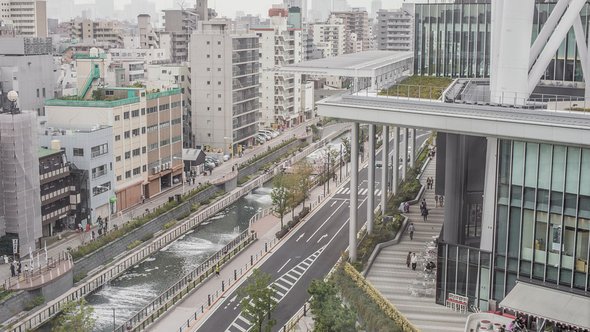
[38, 146, 82, 237]
[138, 14, 159, 49]
[331, 8, 370, 53]
[376, 4, 414, 52]
[0, 0, 47, 37]
[312, 15, 346, 58]
[45, 84, 183, 212]
[190, 19, 259, 155]
[251, 7, 303, 128]
[39, 125, 115, 228]
[69, 18, 124, 48]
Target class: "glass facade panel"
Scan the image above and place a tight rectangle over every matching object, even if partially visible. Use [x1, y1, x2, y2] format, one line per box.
[511, 142, 525, 185]
[565, 147, 580, 194]
[538, 144, 552, 190]
[524, 143, 538, 188]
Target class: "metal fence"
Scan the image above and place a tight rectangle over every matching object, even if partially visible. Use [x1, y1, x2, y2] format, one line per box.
[3, 252, 72, 291]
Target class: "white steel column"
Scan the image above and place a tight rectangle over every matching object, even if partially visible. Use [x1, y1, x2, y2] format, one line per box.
[367, 124, 376, 235]
[392, 126, 400, 195]
[409, 128, 416, 168]
[481, 137, 498, 252]
[490, 0, 535, 104]
[381, 126, 389, 214]
[349, 122, 359, 262]
[402, 128, 408, 179]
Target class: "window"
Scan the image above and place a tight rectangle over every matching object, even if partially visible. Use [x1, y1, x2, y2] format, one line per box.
[207, 68, 211, 71]
[149, 142, 158, 151]
[217, 41, 221, 45]
[73, 148, 84, 156]
[217, 54, 221, 58]
[132, 148, 140, 156]
[160, 139, 170, 147]
[125, 151, 131, 159]
[171, 118, 181, 125]
[172, 135, 181, 143]
[36, 89, 39, 98]
[92, 182, 111, 196]
[42, 88, 46, 98]
[218, 81, 221, 85]
[92, 164, 107, 179]
[207, 54, 210, 58]
[125, 170, 131, 178]
[147, 106, 158, 114]
[207, 41, 210, 45]
[116, 156, 121, 162]
[115, 135, 121, 141]
[131, 109, 139, 117]
[143, 165, 147, 172]
[218, 68, 221, 72]
[160, 121, 170, 129]
[142, 146, 146, 154]
[218, 107, 221, 111]
[117, 175, 122, 181]
[91, 144, 108, 158]
[142, 127, 146, 134]
[124, 111, 130, 119]
[115, 115, 120, 121]
[218, 94, 221, 98]
[133, 167, 141, 175]
[124, 131, 130, 139]
[207, 81, 211, 85]
[147, 124, 158, 132]
[132, 128, 140, 136]
[141, 108, 146, 115]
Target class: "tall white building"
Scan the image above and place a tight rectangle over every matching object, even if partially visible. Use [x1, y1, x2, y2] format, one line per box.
[376, 4, 414, 52]
[0, 0, 47, 37]
[251, 7, 303, 128]
[190, 19, 260, 155]
[312, 15, 346, 58]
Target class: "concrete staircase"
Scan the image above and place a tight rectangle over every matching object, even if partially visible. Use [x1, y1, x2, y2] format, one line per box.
[366, 159, 468, 332]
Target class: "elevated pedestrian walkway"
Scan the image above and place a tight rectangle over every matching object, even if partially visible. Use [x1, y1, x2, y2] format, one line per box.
[365, 159, 468, 332]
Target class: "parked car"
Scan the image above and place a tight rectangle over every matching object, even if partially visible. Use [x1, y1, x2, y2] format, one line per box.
[255, 134, 266, 144]
[205, 156, 221, 166]
[258, 131, 272, 140]
[204, 161, 216, 171]
[260, 129, 279, 138]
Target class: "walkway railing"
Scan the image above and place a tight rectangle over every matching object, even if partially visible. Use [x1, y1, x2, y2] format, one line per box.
[116, 230, 255, 332]
[3, 252, 72, 291]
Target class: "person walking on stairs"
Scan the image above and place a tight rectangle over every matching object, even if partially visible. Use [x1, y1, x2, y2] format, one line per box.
[411, 253, 417, 271]
[422, 208, 429, 221]
[406, 251, 412, 268]
[408, 223, 415, 240]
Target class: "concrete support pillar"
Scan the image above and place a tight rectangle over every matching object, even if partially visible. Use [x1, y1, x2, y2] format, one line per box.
[443, 133, 464, 244]
[349, 123, 359, 262]
[402, 128, 408, 179]
[392, 127, 400, 195]
[481, 137, 498, 252]
[381, 126, 389, 214]
[410, 128, 416, 168]
[367, 124, 376, 235]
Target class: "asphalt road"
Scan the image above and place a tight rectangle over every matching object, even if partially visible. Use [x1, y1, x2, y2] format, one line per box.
[197, 130, 429, 332]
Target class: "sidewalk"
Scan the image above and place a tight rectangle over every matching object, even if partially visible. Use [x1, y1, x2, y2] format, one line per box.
[0, 120, 319, 283]
[147, 154, 348, 332]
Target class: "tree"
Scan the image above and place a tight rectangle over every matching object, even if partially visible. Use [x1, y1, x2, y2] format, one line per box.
[52, 298, 95, 332]
[271, 174, 291, 228]
[308, 279, 356, 332]
[239, 269, 277, 332]
[294, 160, 314, 208]
[341, 136, 351, 163]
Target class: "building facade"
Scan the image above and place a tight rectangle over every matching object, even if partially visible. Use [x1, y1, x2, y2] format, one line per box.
[45, 87, 183, 211]
[376, 4, 414, 52]
[68, 19, 124, 48]
[190, 19, 260, 155]
[39, 125, 115, 227]
[312, 15, 346, 58]
[0, 37, 57, 116]
[251, 7, 303, 128]
[0, 111, 42, 254]
[0, 0, 47, 37]
[331, 8, 370, 53]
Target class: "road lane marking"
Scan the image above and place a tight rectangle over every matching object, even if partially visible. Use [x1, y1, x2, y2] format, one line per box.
[317, 234, 328, 243]
[306, 201, 345, 242]
[295, 233, 305, 242]
[330, 201, 337, 207]
[277, 258, 291, 273]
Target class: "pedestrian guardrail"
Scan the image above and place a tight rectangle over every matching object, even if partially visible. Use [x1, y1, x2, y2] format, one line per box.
[3, 252, 72, 291]
[116, 230, 255, 332]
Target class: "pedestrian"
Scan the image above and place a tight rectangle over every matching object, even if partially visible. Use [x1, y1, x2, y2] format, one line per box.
[141, 195, 145, 204]
[404, 201, 410, 213]
[420, 198, 427, 210]
[434, 195, 439, 207]
[105, 218, 109, 232]
[422, 207, 429, 221]
[192, 177, 196, 185]
[91, 230, 95, 241]
[439, 195, 444, 207]
[215, 265, 220, 277]
[408, 222, 415, 240]
[406, 251, 412, 268]
[17, 261, 22, 276]
[10, 261, 15, 277]
[411, 253, 417, 271]
[24, 264, 29, 278]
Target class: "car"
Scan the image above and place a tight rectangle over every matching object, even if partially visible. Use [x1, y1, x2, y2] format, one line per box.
[261, 129, 279, 138]
[255, 134, 266, 144]
[258, 131, 272, 140]
[203, 161, 215, 171]
[205, 156, 221, 166]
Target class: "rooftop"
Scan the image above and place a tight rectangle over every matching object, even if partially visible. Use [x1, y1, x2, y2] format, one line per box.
[278, 50, 413, 77]
[45, 88, 181, 108]
[38, 147, 61, 158]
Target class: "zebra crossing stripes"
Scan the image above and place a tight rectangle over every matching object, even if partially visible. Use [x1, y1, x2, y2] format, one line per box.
[225, 246, 326, 332]
[336, 187, 381, 197]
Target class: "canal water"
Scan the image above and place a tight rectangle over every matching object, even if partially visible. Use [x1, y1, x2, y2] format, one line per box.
[84, 186, 272, 331]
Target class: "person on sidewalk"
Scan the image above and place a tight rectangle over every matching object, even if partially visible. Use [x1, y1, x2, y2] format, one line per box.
[434, 195, 439, 207]
[17, 261, 21, 276]
[406, 251, 412, 268]
[422, 208, 429, 222]
[10, 261, 15, 277]
[408, 223, 415, 240]
[439, 195, 444, 207]
[411, 253, 417, 271]
[215, 265, 220, 277]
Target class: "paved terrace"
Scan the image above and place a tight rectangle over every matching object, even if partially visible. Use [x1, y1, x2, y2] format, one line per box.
[317, 93, 590, 146]
[366, 158, 468, 332]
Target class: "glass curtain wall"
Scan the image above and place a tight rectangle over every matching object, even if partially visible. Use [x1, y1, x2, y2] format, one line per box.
[495, 140, 590, 302]
[415, 1, 590, 82]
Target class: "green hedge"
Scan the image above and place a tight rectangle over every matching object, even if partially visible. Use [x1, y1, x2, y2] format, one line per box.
[238, 137, 298, 170]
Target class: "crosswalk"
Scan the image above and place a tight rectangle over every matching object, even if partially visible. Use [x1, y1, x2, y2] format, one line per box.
[336, 187, 381, 197]
[226, 246, 326, 332]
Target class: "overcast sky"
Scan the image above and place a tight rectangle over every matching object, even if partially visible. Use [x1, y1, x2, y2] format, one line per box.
[104, 0, 407, 18]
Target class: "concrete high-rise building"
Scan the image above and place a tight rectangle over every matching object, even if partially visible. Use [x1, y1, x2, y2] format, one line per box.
[0, 37, 57, 116]
[376, 4, 414, 52]
[162, 9, 199, 63]
[68, 19, 124, 48]
[312, 15, 346, 57]
[0, 109, 42, 255]
[332, 8, 370, 53]
[190, 19, 260, 155]
[0, 0, 47, 37]
[138, 14, 159, 49]
[251, 7, 303, 128]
